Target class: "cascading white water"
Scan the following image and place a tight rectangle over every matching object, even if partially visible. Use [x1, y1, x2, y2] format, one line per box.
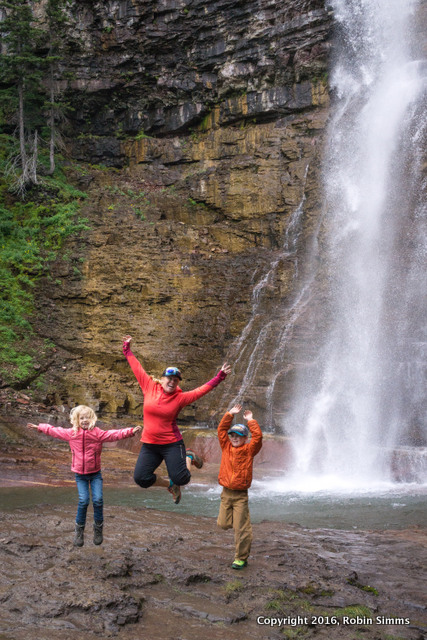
[288, 0, 427, 486]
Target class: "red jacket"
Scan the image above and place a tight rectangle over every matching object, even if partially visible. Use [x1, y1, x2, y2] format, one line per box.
[124, 348, 226, 445]
[217, 412, 262, 490]
[37, 424, 135, 474]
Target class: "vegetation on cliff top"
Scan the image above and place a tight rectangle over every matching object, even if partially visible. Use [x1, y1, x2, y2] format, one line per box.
[0, 0, 71, 192]
[0, 1, 87, 387]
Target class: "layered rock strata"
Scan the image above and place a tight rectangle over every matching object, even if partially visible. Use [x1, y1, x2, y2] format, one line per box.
[27, 0, 333, 428]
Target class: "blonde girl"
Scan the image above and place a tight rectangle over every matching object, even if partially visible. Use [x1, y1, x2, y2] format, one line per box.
[28, 405, 141, 547]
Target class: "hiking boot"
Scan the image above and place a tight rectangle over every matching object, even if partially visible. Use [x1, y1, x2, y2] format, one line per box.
[186, 449, 203, 469]
[93, 522, 103, 545]
[73, 523, 85, 547]
[167, 483, 182, 504]
[231, 559, 248, 570]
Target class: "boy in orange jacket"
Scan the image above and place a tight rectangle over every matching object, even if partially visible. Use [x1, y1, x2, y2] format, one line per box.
[217, 403, 263, 569]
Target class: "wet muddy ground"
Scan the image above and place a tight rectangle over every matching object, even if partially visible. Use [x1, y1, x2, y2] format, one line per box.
[1, 504, 426, 640]
[0, 410, 426, 640]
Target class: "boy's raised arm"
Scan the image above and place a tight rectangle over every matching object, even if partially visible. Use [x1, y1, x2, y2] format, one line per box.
[217, 410, 234, 449]
[243, 410, 262, 455]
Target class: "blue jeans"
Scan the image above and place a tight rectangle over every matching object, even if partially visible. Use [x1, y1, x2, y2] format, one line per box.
[75, 471, 103, 525]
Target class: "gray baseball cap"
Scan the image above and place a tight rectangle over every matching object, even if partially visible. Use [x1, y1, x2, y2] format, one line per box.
[227, 424, 249, 437]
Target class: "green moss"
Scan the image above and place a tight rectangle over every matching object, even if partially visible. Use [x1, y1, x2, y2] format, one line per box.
[334, 605, 373, 619]
[264, 589, 317, 617]
[224, 579, 243, 594]
[134, 131, 152, 140]
[347, 575, 379, 595]
[298, 584, 317, 595]
[33, 374, 46, 390]
[297, 583, 334, 597]
[199, 112, 211, 132]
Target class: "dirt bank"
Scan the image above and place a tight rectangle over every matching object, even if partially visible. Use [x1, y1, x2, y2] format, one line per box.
[1, 502, 426, 640]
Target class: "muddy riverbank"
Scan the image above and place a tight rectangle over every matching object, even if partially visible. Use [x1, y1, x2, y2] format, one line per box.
[1, 503, 426, 640]
[1, 405, 426, 640]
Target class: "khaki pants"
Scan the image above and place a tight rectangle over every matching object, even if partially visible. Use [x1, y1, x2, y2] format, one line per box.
[217, 487, 252, 561]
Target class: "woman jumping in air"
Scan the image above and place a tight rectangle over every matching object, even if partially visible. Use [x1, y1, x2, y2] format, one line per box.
[122, 335, 231, 504]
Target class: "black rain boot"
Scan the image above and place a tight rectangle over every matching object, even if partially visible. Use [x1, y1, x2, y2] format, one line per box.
[93, 521, 103, 545]
[73, 523, 85, 547]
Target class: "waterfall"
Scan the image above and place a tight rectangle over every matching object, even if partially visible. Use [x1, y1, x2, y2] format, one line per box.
[218, 164, 310, 419]
[288, 0, 427, 486]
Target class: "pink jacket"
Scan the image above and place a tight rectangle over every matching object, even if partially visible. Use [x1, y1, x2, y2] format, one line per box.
[37, 424, 135, 474]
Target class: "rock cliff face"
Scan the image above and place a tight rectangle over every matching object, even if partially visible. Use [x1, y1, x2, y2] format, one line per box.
[64, 0, 330, 152]
[28, 0, 332, 428]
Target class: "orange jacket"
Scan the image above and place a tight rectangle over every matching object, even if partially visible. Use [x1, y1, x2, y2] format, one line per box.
[217, 411, 262, 490]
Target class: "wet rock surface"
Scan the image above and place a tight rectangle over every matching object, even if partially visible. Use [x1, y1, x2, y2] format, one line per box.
[1, 504, 426, 640]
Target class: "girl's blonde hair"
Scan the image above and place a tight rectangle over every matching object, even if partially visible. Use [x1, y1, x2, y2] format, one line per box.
[70, 405, 97, 435]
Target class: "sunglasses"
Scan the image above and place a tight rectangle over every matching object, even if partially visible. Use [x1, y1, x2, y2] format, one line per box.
[164, 367, 181, 377]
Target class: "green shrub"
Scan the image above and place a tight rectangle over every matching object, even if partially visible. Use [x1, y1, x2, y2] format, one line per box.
[0, 155, 88, 384]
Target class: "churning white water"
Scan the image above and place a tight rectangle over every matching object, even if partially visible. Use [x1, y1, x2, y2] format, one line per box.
[287, 0, 426, 487]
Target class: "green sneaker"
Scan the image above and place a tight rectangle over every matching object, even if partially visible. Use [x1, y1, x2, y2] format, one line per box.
[186, 449, 203, 469]
[231, 559, 248, 570]
[167, 483, 182, 504]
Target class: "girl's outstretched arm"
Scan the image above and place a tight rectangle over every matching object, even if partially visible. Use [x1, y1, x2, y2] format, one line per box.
[97, 423, 141, 442]
[28, 423, 73, 441]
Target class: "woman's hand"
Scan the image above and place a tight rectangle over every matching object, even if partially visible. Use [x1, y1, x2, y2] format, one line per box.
[123, 335, 133, 355]
[229, 404, 242, 415]
[27, 423, 39, 429]
[243, 410, 253, 421]
[132, 425, 142, 435]
[220, 362, 231, 375]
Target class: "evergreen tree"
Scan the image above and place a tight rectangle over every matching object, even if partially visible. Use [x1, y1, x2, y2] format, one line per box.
[44, 0, 70, 175]
[0, 0, 45, 193]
